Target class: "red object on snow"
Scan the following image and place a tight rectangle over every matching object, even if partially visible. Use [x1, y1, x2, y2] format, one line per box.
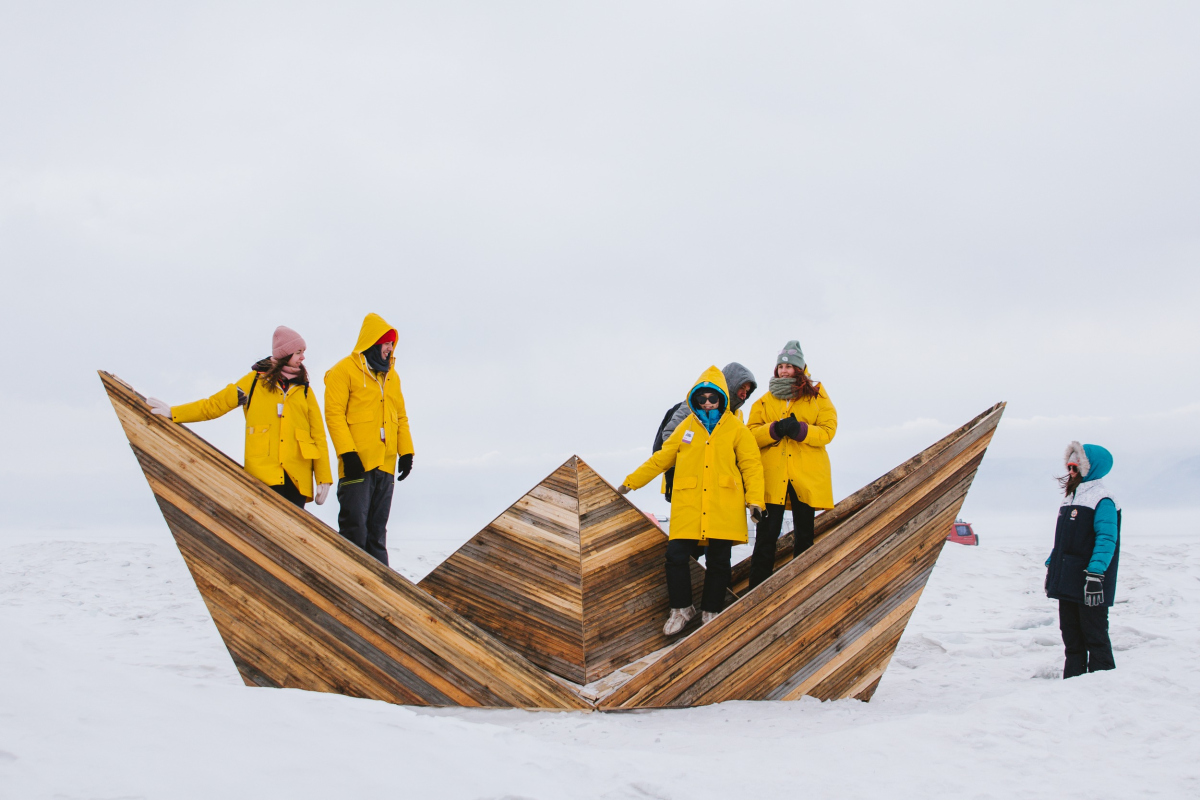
[945, 520, 979, 546]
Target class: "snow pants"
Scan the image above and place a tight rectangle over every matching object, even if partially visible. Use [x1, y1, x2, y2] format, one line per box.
[1059, 599, 1115, 678]
[747, 482, 816, 590]
[337, 467, 393, 565]
[666, 538, 734, 613]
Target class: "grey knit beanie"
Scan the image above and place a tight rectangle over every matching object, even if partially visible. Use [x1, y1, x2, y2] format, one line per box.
[776, 340, 806, 370]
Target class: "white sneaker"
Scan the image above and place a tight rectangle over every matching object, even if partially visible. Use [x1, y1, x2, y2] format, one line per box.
[702, 611, 718, 625]
[663, 606, 696, 635]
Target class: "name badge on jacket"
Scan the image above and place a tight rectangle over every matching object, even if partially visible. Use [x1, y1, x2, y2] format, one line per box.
[682, 430, 694, 444]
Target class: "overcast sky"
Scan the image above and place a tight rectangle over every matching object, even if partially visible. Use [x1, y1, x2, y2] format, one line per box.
[2, 3, 1197, 546]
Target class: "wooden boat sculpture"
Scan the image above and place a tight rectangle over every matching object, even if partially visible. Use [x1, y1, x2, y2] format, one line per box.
[101, 370, 1003, 710]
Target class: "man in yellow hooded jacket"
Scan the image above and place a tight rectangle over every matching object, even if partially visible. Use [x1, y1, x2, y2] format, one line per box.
[325, 313, 414, 565]
[619, 366, 765, 635]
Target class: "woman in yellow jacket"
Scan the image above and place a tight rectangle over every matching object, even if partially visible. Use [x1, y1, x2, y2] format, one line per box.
[146, 326, 333, 508]
[745, 340, 837, 589]
[619, 366, 765, 634]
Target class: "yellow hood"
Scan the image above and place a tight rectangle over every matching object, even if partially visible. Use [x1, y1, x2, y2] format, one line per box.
[353, 313, 396, 354]
[687, 365, 730, 416]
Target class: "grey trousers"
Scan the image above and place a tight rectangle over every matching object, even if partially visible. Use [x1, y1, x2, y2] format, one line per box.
[337, 467, 393, 564]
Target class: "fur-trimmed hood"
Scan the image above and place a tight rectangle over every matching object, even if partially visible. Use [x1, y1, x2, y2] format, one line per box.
[1064, 441, 1112, 482]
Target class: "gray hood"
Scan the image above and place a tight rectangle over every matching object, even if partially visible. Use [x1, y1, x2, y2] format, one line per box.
[722, 362, 757, 412]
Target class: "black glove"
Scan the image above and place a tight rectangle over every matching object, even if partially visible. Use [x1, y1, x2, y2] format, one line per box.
[1083, 572, 1104, 607]
[776, 415, 801, 440]
[340, 451, 365, 480]
[396, 453, 413, 482]
[749, 505, 763, 524]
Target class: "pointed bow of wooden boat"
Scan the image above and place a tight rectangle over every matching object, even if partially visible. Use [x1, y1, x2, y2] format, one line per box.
[99, 371, 591, 710]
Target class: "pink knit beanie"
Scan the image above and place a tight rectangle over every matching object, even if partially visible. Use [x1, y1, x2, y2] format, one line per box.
[272, 326, 306, 360]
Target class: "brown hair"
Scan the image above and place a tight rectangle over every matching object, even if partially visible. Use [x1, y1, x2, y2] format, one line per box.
[1057, 470, 1083, 497]
[259, 356, 308, 393]
[775, 364, 820, 399]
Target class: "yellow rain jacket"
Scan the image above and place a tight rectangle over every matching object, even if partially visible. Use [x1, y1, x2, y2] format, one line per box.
[623, 366, 765, 544]
[324, 313, 414, 479]
[746, 374, 837, 509]
[171, 369, 333, 500]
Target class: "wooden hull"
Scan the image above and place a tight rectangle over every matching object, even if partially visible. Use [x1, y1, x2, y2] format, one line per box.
[101, 370, 1002, 710]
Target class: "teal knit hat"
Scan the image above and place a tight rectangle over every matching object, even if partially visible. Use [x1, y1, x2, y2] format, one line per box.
[777, 340, 805, 369]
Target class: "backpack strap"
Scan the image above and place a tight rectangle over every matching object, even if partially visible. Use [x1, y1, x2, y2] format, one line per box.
[243, 374, 259, 414]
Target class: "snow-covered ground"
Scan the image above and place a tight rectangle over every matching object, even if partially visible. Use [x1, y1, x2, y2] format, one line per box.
[2, 518, 1197, 799]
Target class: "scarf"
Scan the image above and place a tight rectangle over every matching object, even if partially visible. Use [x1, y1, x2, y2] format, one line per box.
[280, 362, 301, 380]
[769, 376, 799, 400]
[363, 343, 390, 375]
[770, 374, 818, 401]
[696, 408, 721, 434]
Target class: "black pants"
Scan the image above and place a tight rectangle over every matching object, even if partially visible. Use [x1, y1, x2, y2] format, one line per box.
[337, 468, 393, 565]
[666, 538, 734, 613]
[271, 473, 306, 508]
[747, 482, 816, 590]
[1059, 599, 1115, 678]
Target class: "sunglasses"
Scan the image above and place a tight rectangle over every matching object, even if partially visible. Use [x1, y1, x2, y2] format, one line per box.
[695, 392, 720, 405]
[1067, 464, 1080, 474]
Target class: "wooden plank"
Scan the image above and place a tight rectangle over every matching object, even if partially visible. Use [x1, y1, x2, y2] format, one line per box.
[420, 460, 589, 683]
[577, 459, 705, 683]
[100, 371, 590, 710]
[420, 456, 706, 685]
[728, 401, 1005, 594]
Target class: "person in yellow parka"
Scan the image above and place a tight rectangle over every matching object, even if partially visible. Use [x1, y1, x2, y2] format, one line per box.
[146, 326, 333, 508]
[618, 366, 765, 635]
[745, 339, 838, 589]
[324, 313, 413, 565]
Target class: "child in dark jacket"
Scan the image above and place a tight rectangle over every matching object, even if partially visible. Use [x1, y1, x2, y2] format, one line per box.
[1044, 441, 1120, 678]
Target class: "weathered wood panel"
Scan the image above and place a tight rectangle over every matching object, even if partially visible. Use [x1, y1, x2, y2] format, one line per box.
[100, 371, 590, 710]
[578, 460, 706, 683]
[728, 403, 1004, 595]
[419, 456, 703, 684]
[597, 402, 1004, 709]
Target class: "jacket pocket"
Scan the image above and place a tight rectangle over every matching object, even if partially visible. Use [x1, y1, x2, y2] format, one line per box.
[295, 432, 319, 460]
[1056, 554, 1088, 600]
[246, 425, 270, 459]
[676, 476, 698, 490]
[347, 407, 375, 425]
[718, 475, 736, 489]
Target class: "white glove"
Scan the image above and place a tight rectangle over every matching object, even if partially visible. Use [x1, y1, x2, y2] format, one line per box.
[147, 397, 173, 418]
[314, 483, 331, 505]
